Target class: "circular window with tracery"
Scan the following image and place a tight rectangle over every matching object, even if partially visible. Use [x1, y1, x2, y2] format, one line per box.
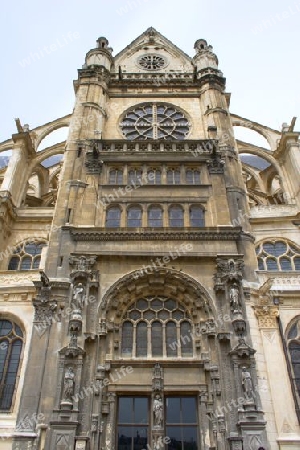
[138, 54, 166, 70]
[120, 103, 190, 140]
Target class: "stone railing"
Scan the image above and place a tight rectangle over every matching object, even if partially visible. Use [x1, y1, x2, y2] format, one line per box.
[85, 139, 218, 154]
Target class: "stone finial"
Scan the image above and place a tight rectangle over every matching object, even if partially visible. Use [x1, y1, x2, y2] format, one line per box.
[96, 36, 113, 53]
[194, 39, 213, 54]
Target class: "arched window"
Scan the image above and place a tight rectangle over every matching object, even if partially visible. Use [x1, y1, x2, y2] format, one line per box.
[287, 319, 300, 409]
[148, 206, 163, 227]
[186, 169, 200, 184]
[147, 169, 161, 185]
[167, 169, 180, 185]
[8, 241, 46, 271]
[106, 206, 121, 228]
[127, 206, 142, 228]
[121, 296, 193, 358]
[256, 240, 300, 271]
[0, 319, 24, 410]
[109, 169, 123, 184]
[190, 206, 205, 227]
[169, 206, 184, 227]
[128, 168, 143, 185]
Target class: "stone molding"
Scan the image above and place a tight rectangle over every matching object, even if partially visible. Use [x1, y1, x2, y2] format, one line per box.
[68, 226, 243, 242]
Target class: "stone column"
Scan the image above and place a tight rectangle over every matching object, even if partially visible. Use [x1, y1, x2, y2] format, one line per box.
[105, 393, 116, 450]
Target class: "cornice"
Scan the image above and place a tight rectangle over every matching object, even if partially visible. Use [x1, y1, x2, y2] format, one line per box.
[66, 226, 243, 242]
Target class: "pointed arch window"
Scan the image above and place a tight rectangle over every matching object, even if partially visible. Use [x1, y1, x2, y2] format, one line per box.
[121, 296, 193, 358]
[8, 241, 45, 271]
[256, 240, 300, 271]
[0, 319, 24, 410]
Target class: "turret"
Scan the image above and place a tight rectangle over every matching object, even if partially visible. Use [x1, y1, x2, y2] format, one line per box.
[193, 39, 219, 71]
[84, 36, 113, 71]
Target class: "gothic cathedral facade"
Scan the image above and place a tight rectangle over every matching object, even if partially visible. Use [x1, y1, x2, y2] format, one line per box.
[0, 28, 300, 450]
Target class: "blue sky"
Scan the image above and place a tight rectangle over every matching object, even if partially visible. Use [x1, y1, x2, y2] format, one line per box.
[1, 0, 299, 145]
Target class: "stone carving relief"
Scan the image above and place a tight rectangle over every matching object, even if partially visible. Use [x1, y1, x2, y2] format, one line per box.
[254, 306, 279, 328]
[69, 255, 97, 272]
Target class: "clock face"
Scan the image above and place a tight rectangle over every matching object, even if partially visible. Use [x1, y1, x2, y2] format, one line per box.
[137, 54, 166, 71]
[120, 103, 190, 140]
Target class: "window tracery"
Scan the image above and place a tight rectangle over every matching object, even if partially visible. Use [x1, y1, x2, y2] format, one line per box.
[8, 241, 46, 271]
[120, 104, 190, 141]
[121, 296, 193, 358]
[256, 240, 300, 271]
[137, 54, 166, 71]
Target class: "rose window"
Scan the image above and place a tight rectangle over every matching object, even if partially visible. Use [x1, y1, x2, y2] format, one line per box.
[138, 54, 166, 70]
[120, 103, 190, 140]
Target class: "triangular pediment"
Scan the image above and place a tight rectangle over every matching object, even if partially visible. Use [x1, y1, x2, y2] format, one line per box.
[114, 27, 193, 74]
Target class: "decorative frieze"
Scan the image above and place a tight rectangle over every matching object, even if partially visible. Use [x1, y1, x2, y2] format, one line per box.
[69, 226, 242, 242]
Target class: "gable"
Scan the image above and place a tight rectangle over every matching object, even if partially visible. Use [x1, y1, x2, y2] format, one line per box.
[114, 27, 193, 74]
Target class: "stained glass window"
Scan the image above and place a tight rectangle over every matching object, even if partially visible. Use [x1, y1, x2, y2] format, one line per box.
[0, 320, 23, 410]
[256, 241, 300, 271]
[120, 104, 190, 141]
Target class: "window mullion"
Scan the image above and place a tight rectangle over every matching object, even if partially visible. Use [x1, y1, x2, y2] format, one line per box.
[162, 323, 166, 358]
[177, 324, 181, 358]
[147, 323, 151, 358]
[133, 324, 137, 358]
[153, 104, 157, 139]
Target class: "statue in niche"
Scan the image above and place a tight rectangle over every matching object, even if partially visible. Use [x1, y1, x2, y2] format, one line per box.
[153, 394, 163, 427]
[72, 283, 85, 310]
[63, 367, 75, 400]
[229, 283, 241, 312]
[242, 367, 254, 398]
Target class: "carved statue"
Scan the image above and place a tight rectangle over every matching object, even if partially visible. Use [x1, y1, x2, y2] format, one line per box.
[242, 367, 253, 398]
[153, 394, 163, 427]
[69, 334, 78, 348]
[39, 270, 50, 287]
[63, 367, 75, 400]
[229, 283, 241, 312]
[72, 283, 85, 310]
[77, 256, 87, 271]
